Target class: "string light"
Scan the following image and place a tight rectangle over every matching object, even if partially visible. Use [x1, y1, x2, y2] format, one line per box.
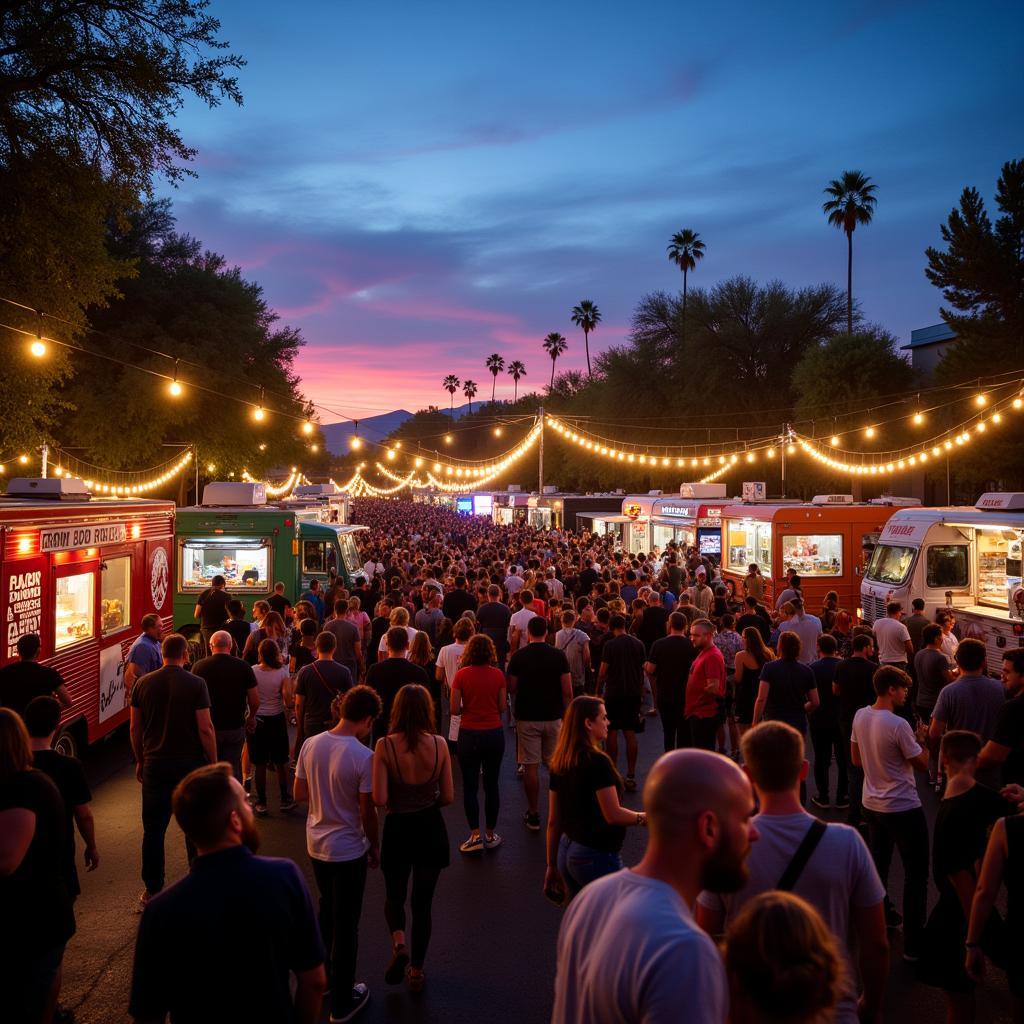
[302, 420, 314, 435]
[168, 359, 183, 397]
[975, 393, 988, 407]
[444, 434, 453, 445]
[29, 336, 46, 358]
[830, 434, 840, 446]
[864, 426, 876, 439]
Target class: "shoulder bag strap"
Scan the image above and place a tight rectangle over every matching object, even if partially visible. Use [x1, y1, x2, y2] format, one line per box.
[777, 819, 827, 891]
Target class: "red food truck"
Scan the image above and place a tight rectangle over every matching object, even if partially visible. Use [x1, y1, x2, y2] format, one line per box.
[0, 477, 175, 756]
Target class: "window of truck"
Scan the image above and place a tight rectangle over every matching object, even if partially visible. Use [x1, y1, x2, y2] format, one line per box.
[101, 556, 130, 634]
[179, 540, 271, 592]
[925, 545, 969, 590]
[302, 540, 326, 574]
[866, 543, 916, 585]
[55, 571, 95, 649]
[338, 533, 361, 577]
[726, 521, 771, 575]
[781, 534, 843, 577]
[977, 530, 1024, 609]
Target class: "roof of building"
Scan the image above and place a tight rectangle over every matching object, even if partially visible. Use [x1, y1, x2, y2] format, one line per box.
[901, 322, 957, 350]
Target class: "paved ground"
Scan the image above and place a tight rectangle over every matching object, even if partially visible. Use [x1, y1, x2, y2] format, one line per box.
[61, 718, 1016, 1023]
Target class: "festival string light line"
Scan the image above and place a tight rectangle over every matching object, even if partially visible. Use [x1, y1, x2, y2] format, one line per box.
[0, 447, 196, 494]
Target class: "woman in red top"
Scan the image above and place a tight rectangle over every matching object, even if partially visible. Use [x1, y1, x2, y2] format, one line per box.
[450, 635, 506, 854]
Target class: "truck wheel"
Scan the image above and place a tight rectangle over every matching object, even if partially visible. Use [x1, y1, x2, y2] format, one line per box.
[54, 728, 78, 758]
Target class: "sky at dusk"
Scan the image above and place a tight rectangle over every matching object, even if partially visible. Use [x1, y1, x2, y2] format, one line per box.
[166, 0, 1024, 422]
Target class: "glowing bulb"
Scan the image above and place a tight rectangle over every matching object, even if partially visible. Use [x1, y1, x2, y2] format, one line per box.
[168, 380, 183, 397]
[258, 443, 267, 452]
[993, 413, 1002, 424]
[350, 436, 363, 451]
[206, 463, 215, 472]
[975, 393, 987, 407]
[913, 412, 923, 425]
[29, 337, 46, 358]
[253, 405, 265, 422]
[311, 444, 319, 453]
[976, 421, 986, 432]
[494, 427, 503, 437]
[18, 454, 28, 465]
[830, 435, 840, 446]
[767, 448, 776, 459]
[718, 456, 726, 465]
[703, 458, 710, 466]
[444, 434, 453, 445]
[746, 453, 755, 463]
[302, 420, 314, 435]
[1014, 398, 1023, 410]
[864, 426, 876, 439]
[386, 449, 396, 461]
[433, 462, 441, 472]
[787, 444, 796, 455]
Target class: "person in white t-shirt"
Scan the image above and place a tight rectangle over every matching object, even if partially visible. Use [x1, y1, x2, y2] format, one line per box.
[376, 607, 418, 659]
[435, 617, 474, 699]
[552, 749, 758, 1024]
[293, 685, 382, 1022]
[504, 567, 525, 596]
[851, 665, 930, 961]
[872, 602, 914, 668]
[507, 590, 539, 654]
[697, 721, 888, 1024]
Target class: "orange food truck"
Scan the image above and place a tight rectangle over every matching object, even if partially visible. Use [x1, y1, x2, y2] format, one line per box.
[0, 477, 175, 756]
[720, 494, 920, 615]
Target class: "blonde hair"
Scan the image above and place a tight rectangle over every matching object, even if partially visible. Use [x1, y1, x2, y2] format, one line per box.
[389, 607, 410, 628]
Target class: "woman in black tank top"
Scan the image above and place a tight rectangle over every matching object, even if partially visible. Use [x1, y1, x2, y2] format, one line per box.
[372, 684, 453, 992]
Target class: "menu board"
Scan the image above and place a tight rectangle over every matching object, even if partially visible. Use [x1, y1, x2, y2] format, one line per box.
[5, 557, 45, 659]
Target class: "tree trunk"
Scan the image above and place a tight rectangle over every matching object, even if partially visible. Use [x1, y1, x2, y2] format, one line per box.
[450, 394, 454, 423]
[491, 375, 496, 403]
[514, 379, 518, 402]
[846, 229, 853, 335]
[550, 358, 556, 389]
[584, 329, 591, 377]
[682, 268, 688, 344]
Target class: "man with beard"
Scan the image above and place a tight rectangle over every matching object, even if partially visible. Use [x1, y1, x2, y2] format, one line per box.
[130, 764, 326, 1024]
[551, 749, 758, 1024]
[696, 722, 888, 1024]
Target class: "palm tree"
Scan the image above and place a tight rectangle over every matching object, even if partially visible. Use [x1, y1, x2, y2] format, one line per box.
[442, 374, 460, 422]
[823, 170, 878, 335]
[485, 353, 505, 403]
[542, 332, 568, 389]
[462, 378, 478, 414]
[507, 360, 526, 402]
[570, 300, 601, 377]
[666, 228, 706, 341]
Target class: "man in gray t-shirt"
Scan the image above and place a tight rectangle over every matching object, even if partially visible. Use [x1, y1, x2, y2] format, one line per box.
[929, 638, 1004, 786]
[323, 607, 362, 681]
[913, 623, 955, 715]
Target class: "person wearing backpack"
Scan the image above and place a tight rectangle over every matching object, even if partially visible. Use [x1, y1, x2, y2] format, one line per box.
[294, 632, 354, 758]
[697, 722, 889, 1024]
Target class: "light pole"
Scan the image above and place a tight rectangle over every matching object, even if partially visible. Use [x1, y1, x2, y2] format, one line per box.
[537, 407, 545, 494]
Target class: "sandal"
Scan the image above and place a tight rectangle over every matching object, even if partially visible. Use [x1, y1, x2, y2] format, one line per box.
[406, 966, 426, 993]
[459, 834, 484, 854]
[385, 943, 409, 985]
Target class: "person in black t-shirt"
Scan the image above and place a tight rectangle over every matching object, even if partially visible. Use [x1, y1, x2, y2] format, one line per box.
[476, 585, 512, 669]
[0, 633, 72, 715]
[194, 576, 232, 656]
[807, 634, 847, 810]
[644, 613, 696, 752]
[0, 708, 75, 1023]
[191, 632, 259, 782]
[832, 634, 878, 828]
[267, 581, 293, 621]
[223, 600, 253, 657]
[597, 616, 646, 790]
[365, 628, 429, 744]
[636, 592, 670, 655]
[294, 632, 354, 754]
[736, 597, 771, 644]
[24, 696, 98, 902]
[442, 576, 477, 622]
[546, 695, 647, 901]
[979, 650, 1024, 787]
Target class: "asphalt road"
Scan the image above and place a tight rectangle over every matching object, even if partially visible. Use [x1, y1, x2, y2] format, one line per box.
[60, 718, 1016, 1023]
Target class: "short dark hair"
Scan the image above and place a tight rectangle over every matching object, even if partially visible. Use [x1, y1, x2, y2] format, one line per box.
[340, 684, 382, 723]
[162, 633, 189, 661]
[922, 623, 943, 646]
[941, 729, 982, 766]
[742, 721, 804, 792]
[300, 618, 318, 638]
[527, 615, 548, 638]
[721, 613, 735, 629]
[596, 607, 611, 625]
[886, 601, 902, 616]
[777, 631, 801, 660]
[955, 638, 987, 673]
[227, 599, 245, 618]
[789, 574, 801, 586]
[520, 589, 534, 604]
[212, 574, 226, 587]
[315, 631, 337, 654]
[609, 614, 626, 631]
[23, 695, 62, 738]
[1005, 649, 1024, 674]
[873, 665, 911, 696]
[911, 598, 925, 611]
[386, 626, 410, 652]
[16, 634, 41, 659]
[745, 596, 758, 608]
[817, 634, 837, 656]
[454, 575, 466, 588]
[173, 763, 240, 847]
[669, 612, 687, 631]
[334, 598, 348, 615]
[141, 613, 160, 631]
[852, 633, 874, 653]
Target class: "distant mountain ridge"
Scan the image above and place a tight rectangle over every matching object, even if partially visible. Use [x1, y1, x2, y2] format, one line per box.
[320, 401, 483, 454]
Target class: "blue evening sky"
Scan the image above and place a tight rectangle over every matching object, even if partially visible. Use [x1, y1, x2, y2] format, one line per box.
[166, 0, 1024, 419]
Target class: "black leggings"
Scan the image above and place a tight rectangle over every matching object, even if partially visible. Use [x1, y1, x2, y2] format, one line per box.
[383, 861, 442, 968]
[457, 727, 505, 831]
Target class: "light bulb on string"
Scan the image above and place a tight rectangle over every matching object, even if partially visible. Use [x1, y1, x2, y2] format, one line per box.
[864, 426, 876, 439]
[29, 336, 47, 358]
[444, 434, 453, 445]
[830, 434, 840, 446]
[168, 359, 183, 397]
[975, 393, 988, 408]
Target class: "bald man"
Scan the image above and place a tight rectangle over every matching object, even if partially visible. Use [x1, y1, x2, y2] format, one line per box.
[192, 631, 258, 782]
[552, 750, 758, 1024]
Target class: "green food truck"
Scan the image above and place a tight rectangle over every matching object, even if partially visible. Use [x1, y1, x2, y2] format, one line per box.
[173, 482, 367, 630]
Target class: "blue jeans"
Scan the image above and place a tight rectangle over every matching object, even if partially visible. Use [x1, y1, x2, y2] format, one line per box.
[457, 727, 504, 831]
[557, 835, 623, 899]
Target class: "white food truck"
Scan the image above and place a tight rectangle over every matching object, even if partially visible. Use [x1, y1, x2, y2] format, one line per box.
[860, 492, 1024, 672]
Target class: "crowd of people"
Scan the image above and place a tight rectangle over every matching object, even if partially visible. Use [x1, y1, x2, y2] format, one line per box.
[1, 496, 1023, 1023]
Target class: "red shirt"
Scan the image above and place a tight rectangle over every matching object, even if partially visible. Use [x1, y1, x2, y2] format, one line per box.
[452, 666, 505, 730]
[685, 646, 726, 719]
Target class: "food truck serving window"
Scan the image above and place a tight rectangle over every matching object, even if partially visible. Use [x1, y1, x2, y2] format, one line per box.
[926, 545, 969, 590]
[180, 540, 270, 592]
[726, 521, 771, 575]
[55, 571, 95, 649]
[977, 530, 1023, 609]
[781, 534, 843, 577]
[338, 533, 361, 575]
[101, 556, 130, 635]
[866, 544, 916, 585]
